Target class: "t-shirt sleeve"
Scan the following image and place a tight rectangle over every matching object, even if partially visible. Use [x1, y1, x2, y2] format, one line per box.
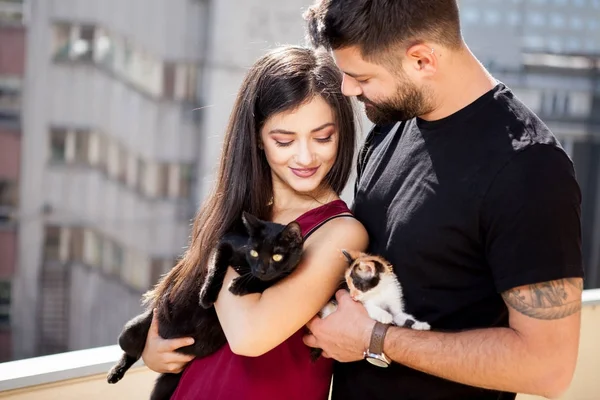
[481, 144, 584, 293]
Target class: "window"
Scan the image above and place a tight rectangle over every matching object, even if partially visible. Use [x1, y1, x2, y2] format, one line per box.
[69, 227, 84, 261]
[103, 239, 124, 276]
[157, 163, 170, 198]
[483, 10, 501, 25]
[0, 0, 24, 23]
[93, 27, 114, 65]
[52, 23, 97, 61]
[527, 12, 546, 27]
[179, 164, 194, 198]
[0, 76, 21, 114]
[570, 16, 584, 30]
[52, 23, 72, 60]
[136, 157, 146, 193]
[117, 147, 127, 184]
[74, 129, 90, 164]
[0, 281, 10, 328]
[163, 63, 176, 99]
[83, 229, 104, 268]
[0, 180, 18, 208]
[44, 226, 62, 260]
[550, 13, 565, 28]
[150, 259, 175, 288]
[49, 128, 67, 162]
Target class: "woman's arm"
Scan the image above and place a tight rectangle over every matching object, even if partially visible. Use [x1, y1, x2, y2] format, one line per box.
[214, 216, 368, 357]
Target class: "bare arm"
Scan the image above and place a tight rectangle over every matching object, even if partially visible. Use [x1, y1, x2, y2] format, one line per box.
[382, 278, 583, 398]
[215, 217, 368, 357]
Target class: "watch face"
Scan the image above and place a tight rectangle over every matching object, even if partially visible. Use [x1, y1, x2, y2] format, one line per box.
[366, 357, 389, 368]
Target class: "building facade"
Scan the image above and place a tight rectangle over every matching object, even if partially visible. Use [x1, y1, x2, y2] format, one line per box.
[0, 0, 26, 362]
[459, 0, 600, 288]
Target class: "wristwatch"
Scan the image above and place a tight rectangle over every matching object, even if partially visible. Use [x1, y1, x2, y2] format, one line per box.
[363, 321, 391, 367]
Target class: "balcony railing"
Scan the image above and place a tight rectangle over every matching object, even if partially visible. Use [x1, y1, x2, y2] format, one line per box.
[0, 289, 599, 400]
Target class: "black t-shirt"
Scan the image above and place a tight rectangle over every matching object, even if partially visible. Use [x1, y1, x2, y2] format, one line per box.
[332, 83, 584, 400]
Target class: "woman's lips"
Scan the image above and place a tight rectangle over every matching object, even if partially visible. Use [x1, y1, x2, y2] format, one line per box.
[290, 166, 319, 178]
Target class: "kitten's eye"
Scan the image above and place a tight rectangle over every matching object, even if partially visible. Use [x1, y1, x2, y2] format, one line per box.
[250, 250, 259, 258]
[272, 254, 283, 262]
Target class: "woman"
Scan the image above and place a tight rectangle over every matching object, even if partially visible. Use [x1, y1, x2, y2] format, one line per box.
[142, 45, 368, 399]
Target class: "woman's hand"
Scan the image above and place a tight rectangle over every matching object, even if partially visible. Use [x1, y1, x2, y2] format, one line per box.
[141, 309, 196, 373]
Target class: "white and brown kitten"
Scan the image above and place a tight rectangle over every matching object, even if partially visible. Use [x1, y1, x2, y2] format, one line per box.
[320, 250, 430, 330]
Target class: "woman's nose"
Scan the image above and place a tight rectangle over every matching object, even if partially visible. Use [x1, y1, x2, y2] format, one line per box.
[295, 141, 314, 166]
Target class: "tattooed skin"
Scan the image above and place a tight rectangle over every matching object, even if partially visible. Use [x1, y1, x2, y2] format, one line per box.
[501, 278, 583, 320]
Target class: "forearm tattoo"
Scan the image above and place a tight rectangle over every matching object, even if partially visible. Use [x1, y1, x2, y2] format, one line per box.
[501, 278, 583, 320]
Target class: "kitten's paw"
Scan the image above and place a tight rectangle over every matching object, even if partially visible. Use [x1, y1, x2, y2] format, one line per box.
[367, 307, 393, 324]
[319, 301, 338, 319]
[411, 321, 430, 330]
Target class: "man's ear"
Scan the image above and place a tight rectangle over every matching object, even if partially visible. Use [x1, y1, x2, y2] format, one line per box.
[405, 43, 438, 75]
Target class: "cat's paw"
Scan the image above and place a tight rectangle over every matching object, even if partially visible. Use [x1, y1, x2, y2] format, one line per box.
[107, 367, 125, 384]
[228, 277, 250, 296]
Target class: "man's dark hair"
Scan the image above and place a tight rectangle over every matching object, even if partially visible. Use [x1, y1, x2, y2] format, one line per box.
[304, 0, 463, 59]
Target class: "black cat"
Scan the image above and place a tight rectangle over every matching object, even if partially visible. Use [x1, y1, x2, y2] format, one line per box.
[106, 212, 304, 400]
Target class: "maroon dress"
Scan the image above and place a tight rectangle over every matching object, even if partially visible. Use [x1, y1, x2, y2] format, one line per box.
[171, 200, 352, 400]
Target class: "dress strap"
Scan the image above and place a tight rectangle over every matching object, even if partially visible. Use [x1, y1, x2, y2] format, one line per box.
[303, 214, 355, 240]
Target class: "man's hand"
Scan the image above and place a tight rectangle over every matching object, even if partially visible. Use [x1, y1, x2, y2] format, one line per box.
[303, 289, 376, 362]
[141, 309, 196, 373]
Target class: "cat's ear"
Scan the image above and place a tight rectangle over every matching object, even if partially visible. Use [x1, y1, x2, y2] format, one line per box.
[241, 211, 262, 236]
[281, 221, 303, 244]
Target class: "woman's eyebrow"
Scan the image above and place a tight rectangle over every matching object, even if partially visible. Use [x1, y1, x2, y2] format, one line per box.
[268, 122, 335, 135]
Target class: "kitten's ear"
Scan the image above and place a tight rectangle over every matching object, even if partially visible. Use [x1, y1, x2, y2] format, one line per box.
[242, 211, 262, 236]
[281, 221, 303, 243]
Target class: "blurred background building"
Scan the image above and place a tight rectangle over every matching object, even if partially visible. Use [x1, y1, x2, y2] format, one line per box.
[0, 0, 599, 362]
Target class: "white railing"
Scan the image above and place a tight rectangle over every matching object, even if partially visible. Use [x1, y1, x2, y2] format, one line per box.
[0, 289, 599, 399]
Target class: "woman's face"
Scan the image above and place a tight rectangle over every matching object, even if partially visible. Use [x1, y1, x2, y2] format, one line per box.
[260, 95, 339, 195]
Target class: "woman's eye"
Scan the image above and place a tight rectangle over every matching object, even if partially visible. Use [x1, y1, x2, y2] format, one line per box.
[274, 140, 293, 147]
[315, 136, 333, 143]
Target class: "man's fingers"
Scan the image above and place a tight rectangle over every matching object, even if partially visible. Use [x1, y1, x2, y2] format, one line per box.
[305, 316, 320, 332]
[165, 352, 196, 364]
[303, 333, 319, 348]
[167, 336, 195, 351]
[148, 309, 159, 337]
[335, 289, 351, 304]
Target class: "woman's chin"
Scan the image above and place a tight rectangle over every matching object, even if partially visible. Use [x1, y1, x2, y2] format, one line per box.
[286, 176, 323, 194]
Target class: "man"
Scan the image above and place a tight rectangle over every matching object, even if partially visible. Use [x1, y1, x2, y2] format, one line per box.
[302, 1, 584, 399]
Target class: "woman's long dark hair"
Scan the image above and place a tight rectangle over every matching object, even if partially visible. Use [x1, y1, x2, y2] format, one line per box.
[145, 46, 356, 307]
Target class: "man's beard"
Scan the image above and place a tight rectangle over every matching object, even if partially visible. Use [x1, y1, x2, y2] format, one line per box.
[358, 83, 432, 125]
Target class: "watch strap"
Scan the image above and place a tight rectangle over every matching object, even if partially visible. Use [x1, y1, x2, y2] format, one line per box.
[368, 321, 391, 355]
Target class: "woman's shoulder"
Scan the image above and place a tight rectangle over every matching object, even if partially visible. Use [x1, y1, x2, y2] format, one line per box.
[305, 212, 368, 250]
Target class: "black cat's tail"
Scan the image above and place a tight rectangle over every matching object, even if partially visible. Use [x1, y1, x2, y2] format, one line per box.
[310, 347, 323, 362]
[150, 372, 183, 400]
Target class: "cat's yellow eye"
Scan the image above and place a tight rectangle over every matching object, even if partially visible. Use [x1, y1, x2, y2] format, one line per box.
[272, 254, 283, 262]
[250, 250, 259, 258]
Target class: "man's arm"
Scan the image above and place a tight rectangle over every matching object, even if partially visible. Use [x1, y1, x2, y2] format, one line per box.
[382, 277, 582, 398]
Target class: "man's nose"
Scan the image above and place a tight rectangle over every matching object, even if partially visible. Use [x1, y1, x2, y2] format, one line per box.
[341, 74, 362, 97]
